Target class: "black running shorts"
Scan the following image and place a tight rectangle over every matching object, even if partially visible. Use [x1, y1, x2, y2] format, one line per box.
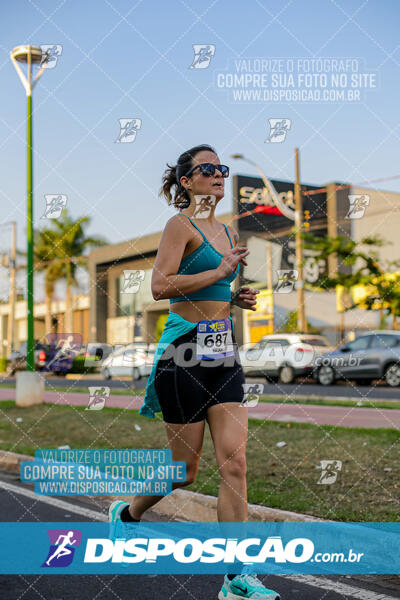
[154, 326, 246, 424]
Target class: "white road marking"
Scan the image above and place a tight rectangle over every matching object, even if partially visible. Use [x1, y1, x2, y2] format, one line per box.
[281, 574, 399, 600]
[0, 479, 106, 521]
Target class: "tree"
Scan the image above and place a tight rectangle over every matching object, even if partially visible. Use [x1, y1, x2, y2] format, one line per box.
[19, 210, 108, 335]
[302, 232, 400, 329]
[33, 226, 64, 335]
[278, 309, 322, 334]
[47, 210, 108, 332]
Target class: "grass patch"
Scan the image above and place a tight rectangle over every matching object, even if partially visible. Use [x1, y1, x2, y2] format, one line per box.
[258, 396, 400, 410]
[0, 383, 146, 395]
[46, 385, 145, 396]
[0, 401, 398, 522]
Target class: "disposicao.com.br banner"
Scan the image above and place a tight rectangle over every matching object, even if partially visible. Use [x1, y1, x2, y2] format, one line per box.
[0, 522, 398, 575]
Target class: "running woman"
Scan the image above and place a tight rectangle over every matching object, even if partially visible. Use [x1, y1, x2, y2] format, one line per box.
[109, 144, 281, 600]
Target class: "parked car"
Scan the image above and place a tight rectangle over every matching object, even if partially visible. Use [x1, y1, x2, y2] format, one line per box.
[239, 334, 333, 384]
[101, 344, 154, 380]
[7, 341, 50, 376]
[314, 331, 400, 387]
[41, 342, 78, 376]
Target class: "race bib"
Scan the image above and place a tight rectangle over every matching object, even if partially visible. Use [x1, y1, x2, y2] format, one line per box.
[196, 318, 235, 360]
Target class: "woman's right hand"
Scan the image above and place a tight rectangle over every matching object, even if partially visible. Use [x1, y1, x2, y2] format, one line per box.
[216, 246, 249, 279]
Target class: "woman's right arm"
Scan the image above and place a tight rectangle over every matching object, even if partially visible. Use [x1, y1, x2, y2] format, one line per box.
[151, 215, 248, 301]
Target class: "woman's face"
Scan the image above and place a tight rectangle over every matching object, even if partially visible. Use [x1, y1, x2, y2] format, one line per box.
[181, 150, 226, 203]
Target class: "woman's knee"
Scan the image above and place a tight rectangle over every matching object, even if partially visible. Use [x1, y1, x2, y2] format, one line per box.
[219, 453, 247, 480]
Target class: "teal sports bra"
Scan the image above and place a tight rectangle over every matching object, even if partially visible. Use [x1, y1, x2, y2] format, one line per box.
[169, 215, 240, 304]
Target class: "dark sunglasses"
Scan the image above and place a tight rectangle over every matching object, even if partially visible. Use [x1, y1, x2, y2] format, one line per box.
[184, 163, 230, 178]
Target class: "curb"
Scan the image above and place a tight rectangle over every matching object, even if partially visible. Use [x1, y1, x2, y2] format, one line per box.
[135, 488, 324, 522]
[0, 450, 323, 522]
[0, 450, 33, 472]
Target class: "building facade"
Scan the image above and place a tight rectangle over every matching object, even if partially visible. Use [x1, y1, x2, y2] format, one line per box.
[88, 176, 400, 348]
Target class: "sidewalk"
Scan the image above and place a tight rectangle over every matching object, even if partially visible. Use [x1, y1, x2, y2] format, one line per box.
[1, 387, 399, 429]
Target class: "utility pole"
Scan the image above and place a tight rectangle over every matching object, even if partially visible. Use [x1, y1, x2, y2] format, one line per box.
[266, 241, 274, 332]
[294, 148, 307, 333]
[7, 222, 17, 355]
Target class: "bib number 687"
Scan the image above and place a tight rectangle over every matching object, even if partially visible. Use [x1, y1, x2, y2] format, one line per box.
[204, 333, 227, 347]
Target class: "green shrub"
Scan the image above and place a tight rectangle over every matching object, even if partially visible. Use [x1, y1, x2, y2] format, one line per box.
[0, 358, 8, 372]
[70, 356, 97, 374]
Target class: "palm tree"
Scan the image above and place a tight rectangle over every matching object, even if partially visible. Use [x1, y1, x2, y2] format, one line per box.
[44, 210, 108, 332]
[19, 210, 107, 336]
[34, 226, 64, 335]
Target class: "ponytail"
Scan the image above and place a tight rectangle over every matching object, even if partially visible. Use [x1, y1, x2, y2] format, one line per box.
[159, 144, 216, 210]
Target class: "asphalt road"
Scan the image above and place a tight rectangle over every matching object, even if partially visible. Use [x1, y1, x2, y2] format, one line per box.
[0, 471, 399, 600]
[1, 375, 400, 401]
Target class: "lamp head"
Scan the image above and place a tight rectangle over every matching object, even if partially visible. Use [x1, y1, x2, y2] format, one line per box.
[11, 45, 43, 64]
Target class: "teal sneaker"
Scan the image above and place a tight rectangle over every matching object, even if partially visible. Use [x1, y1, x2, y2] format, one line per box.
[108, 500, 139, 541]
[218, 573, 280, 600]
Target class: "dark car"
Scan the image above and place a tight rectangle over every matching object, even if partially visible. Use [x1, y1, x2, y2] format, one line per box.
[314, 331, 400, 387]
[7, 341, 50, 376]
[41, 342, 77, 376]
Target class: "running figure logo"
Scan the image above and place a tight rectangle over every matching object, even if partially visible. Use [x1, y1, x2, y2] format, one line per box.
[317, 460, 342, 485]
[121, 270, 145, 293]
[275, 270, 298, 293]
[265, 118, 291, 143]
[86, 386, 110, 410]
[40, 45, 62, 69]
[41, 194, 67, 219]
[115, 118, 142, 143]
[193, 195, 216, 218]
[240, 383, 263, 407]
[45, 333, 82, 369]
[189, 44, 216, 69]
[345, 195, 370, 219]
[42, 529, 82, 567]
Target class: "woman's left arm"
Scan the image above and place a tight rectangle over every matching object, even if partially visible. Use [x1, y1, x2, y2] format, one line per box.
[228, 225, 260, 311]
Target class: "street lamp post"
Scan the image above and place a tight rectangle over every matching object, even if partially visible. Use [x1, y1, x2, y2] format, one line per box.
[10, 45, 46, 370]
[10, 45, 47, 407]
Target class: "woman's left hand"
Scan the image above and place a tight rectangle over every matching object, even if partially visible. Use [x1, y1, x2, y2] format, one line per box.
[232, 287, 260, 310]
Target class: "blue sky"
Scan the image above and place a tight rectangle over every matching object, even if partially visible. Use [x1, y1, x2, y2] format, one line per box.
[0, 0, 399, 280]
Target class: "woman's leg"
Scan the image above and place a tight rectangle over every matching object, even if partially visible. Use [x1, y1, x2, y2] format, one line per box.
[128, 419, 206, 519]
[206, 403, 248, 522]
